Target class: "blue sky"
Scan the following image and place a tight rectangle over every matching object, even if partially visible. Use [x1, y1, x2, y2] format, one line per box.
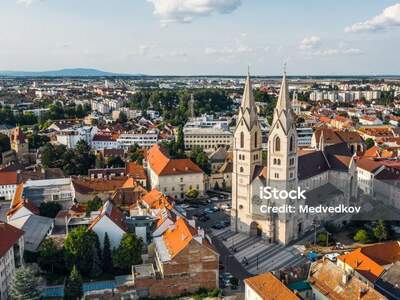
[0, 0, 399, 75]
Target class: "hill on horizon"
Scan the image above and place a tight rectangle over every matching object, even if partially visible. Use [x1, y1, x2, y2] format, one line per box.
[0, 68, 142, 77]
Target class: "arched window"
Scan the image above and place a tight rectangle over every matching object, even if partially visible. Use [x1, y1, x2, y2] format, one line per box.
[240, 132, 244, 148]
[277, 159, 281, 165]
[290, 136, 294, 152]
[275, 136, 281, 152]
[240, 167, 244, 173]
[254, 132, 258, 148]
[273, 158, 277, 165]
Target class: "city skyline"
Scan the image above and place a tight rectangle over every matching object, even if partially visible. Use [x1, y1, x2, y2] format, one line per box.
[1, 0, 400, 75]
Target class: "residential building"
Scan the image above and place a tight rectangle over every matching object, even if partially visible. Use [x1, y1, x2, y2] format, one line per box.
[117, 131, 158, 149]
[10, 127, 29, 162]
[0, 171, 20, 201]
[244, 272, 299, 300]
[145, 144, 205, 200]
[88, 200, 128, 248]
[356, 158, 385, 195]
[0, 222, 24, 300]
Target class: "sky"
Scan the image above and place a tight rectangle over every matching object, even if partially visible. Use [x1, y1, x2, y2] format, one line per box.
[0, 0, 400, 75]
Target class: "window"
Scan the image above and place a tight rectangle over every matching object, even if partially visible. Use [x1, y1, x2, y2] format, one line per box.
[240, 167, 244, 173]
[274, 173, 279, 179]
[240, 132, 244, 148]
[290, 136, 294, 152]
[254, 132, 258, 148]
[275, 136, 281, 152]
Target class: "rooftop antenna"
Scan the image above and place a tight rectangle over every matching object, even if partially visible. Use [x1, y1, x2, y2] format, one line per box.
[283, 62, 287, 75]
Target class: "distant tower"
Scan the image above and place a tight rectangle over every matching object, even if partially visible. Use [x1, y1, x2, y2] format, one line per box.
[189, 94, 195, 118]
[292, 91, 301, 114]
[10, 127, 29, 161]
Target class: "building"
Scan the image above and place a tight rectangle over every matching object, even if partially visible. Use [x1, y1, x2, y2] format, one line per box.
[231, 72, 356, 245]
[145, 144, 205, 200]
[0, 171, 20, 201]
[356, 158, 385, 195]
[308, 259, 387, 300]
[10, 127, 29, 162]
[134, 217, 218, 298]
[56, 126, 98, 149]
[0, 222, 24, 300]
[359, 115, 383, 126]
[244, 272, 299, 300]
[312, 128, 365, 154]
[117, 131, 158, 149]
[183, 114, 233, 151]
[9, 214, 54, 252]
[296, 127, 313, 147]
[88, 200, 128, 249]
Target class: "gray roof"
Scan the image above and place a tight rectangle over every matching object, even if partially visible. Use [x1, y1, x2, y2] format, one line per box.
[375, 261, 400, 300]
[305, 183, 343, 207]
[9, 215, 54, 252]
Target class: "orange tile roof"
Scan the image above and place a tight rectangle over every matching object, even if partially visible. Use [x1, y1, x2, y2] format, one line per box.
[72, 177, 127, 194]
[356, 158, 384, 173]
[0, 171, 19, 185]
[0, 222, 24, 257]
[122, 177, 138, 189]
[338, 249, 384, 282]
[10, 183, 24, 209]
[140, 189, 173, 210]
[244, 272, 299, 300]
[7, 199, 39, 217]
[126, 162, 147, 180]
[363, 146, 380, 158]
[147, 144, 203, 176]
[163, 218, 198, 259]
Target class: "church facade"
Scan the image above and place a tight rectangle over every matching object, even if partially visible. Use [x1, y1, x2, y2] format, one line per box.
[231, 73, 357, 245]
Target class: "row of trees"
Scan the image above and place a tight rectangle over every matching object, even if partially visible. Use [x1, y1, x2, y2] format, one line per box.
[36, 227, 143, 280]
[353, 220, 390, 244]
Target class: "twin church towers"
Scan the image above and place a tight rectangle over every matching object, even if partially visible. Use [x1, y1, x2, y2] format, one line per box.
[231, 71, 300, 245]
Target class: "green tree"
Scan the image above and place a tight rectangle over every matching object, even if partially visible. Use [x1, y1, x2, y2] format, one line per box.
[365, 138, 375, 149]
[186, 189, 199, 199]
[91, 244, 103, 278]
[190, 146, 210, 174]
[0, 133, 10, 163]
[86, 196, 103, 215]
[118, 111, 128, 123]
[27, 133, 50, 149]
[64, 265, 83, 300]
[106, 156, 125, 168]
[112, 233, 143, 273]
[102, 233, 113, 273]
[128, 144, 144, 163]
[10, 266, 41, 300]
[64, 226, 96, 276]
[176, 125, 185, 155]
[353, 229, 370, 244]
[39, 202, 62, 218]
[373, 220, 388, 242]
[37, 238, 65, 274]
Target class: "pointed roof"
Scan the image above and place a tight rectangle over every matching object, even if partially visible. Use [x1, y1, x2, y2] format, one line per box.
[276, 71, 290, 111]
[238, 72, 258, 130]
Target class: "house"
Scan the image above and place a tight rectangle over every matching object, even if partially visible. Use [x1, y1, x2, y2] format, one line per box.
[0, 222, 24, 300]
[337, 241, 400, 285]
[0, 171, 20, 201]
[312, 127, 365, 154]
[111, 177, 147, 210]
[308, 259, 387, 300]
[133, 217, 219, 298]
[359, 115, 383, 126]
[145, 144, 205, 200]
[244, 272, 299, 300]
[7, 198, 39, 222]
[88, 200, 128, 248]
[126, 162, 147, 187]
[356, 158, 385, 195]
[9, 214, 54, 252]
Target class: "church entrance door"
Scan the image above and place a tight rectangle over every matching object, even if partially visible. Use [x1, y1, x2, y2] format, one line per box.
[250, 222, 262, 237]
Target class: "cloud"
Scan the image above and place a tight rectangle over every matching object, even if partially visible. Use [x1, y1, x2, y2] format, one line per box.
[310, 47, 364, 56]
[299, 36, 321, 50]
[16, 0, 36, 5]
[345, 3, 400, 33]
[147, 0, 242, 24]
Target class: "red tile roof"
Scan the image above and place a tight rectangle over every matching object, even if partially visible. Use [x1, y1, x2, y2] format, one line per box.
[0, 222, 24, 257]
[0, 171, 19, 186]
[7, 199, 39, 217]
[88, 201, 127, 232]
[126, 162, 147, 180]
[140, 189, 173, 210]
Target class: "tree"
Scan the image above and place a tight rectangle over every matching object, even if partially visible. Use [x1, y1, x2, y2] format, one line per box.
[128, 144, 144, 163]
[39, 202, 62, 218]
[9, 266, 41, 300]
[365, 138, 375, 149]
[118, 111, 128, 123]
[373, 220, 388, 242]
[102, 233, 113, 273]
[190, 146, 210, 174]
[112, 233, 143, 273]
[64, 226, 96, 276]
[37, 238, 65, 274]
[64, 265, 83, 300]
[353, 229, 370, 244]
[106, 156, 125, 168]
[186, 188, 199, 199]
[176, 125, 185, 155]
[86, 196, 103, 215]
[91, 244, 103, 278]
[0, 133, 10, 163]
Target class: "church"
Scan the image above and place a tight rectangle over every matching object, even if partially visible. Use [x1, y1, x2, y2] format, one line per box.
[231, 72, 357, 245]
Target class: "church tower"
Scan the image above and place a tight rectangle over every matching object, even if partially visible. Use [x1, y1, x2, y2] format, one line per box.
[267, 72, 300, 244]
[231, 72, 262, 232]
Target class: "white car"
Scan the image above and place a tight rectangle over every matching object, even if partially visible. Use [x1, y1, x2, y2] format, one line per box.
[324, 253, 340, 262]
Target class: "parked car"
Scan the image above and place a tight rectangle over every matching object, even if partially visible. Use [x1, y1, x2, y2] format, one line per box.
[324, 253, 340, 262]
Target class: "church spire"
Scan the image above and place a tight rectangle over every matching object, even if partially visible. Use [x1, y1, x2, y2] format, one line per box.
[276, 70, 290, 111]
[240, 71, 256, 112]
